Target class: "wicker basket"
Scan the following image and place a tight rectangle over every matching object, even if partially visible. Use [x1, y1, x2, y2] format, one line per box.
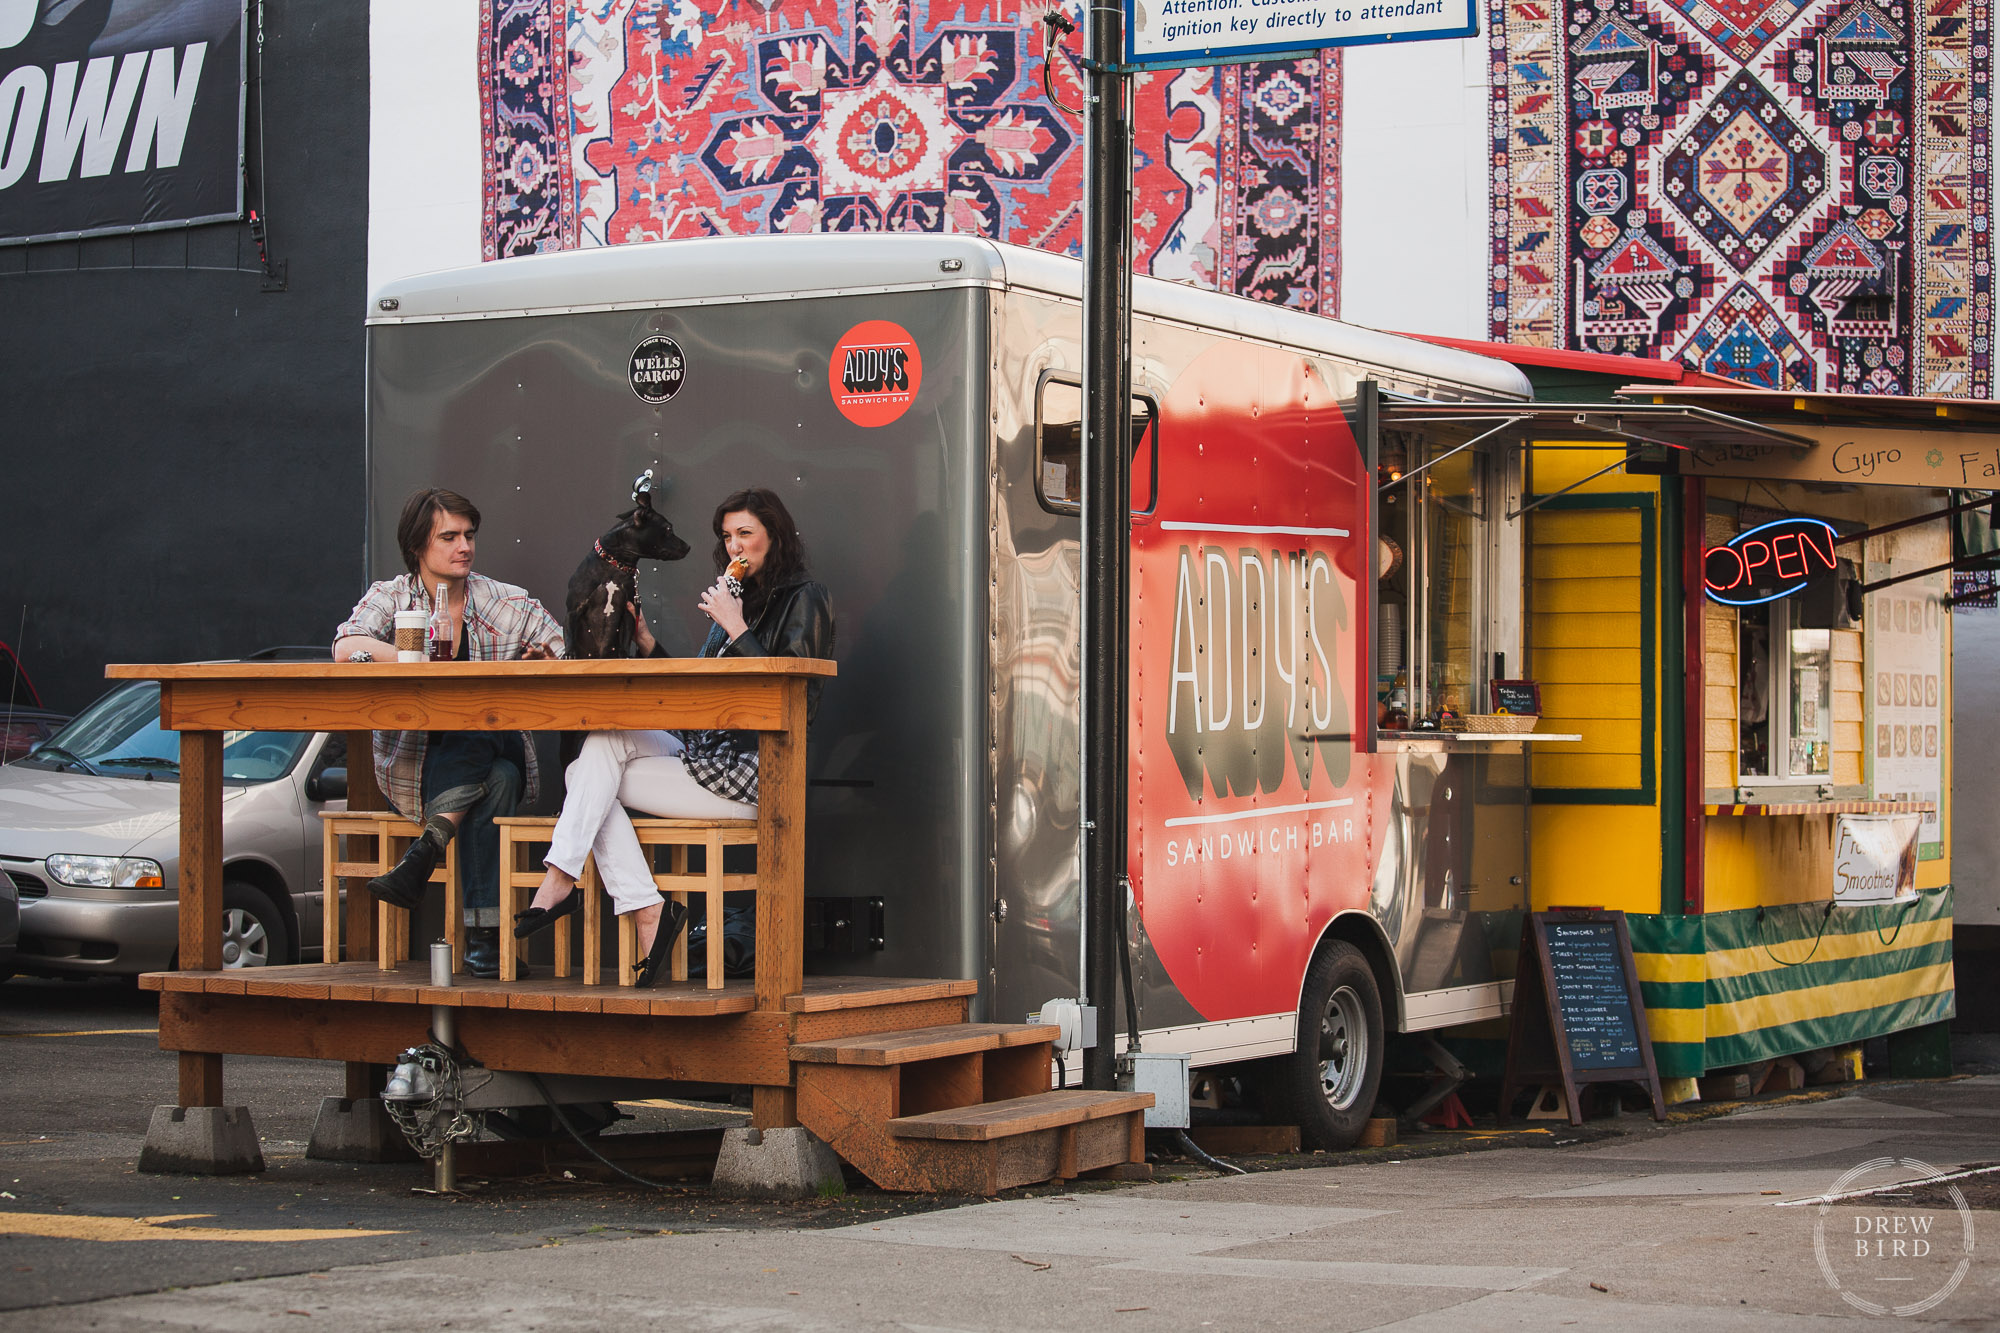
[1462, 713, 1539, 734]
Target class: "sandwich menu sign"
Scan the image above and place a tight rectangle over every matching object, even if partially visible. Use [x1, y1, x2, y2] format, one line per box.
[0, 0, 244, 246]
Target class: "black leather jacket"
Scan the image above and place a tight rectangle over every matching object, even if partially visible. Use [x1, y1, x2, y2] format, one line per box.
[655, 572, 835, 720]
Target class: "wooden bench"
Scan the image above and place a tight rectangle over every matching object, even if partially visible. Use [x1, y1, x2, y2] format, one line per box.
[495, 815, 757, 987]
[318, 810, 461, 972]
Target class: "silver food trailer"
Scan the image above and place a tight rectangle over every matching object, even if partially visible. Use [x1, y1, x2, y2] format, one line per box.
[365, 234, 1540, 1147]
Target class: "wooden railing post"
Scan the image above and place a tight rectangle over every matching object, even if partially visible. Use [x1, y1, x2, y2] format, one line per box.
[177, 727, 225, 1107]
[754, 679, 809, 1014]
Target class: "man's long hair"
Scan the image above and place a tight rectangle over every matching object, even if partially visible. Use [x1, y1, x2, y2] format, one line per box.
[396, 488, 481, 576]
[711, 488, 807, 593]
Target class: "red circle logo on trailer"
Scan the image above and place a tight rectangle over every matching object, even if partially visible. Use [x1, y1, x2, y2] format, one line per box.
[830, 321, 922, 427]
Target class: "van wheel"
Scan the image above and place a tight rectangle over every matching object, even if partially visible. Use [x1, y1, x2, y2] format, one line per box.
[1267, 940, 1384, 1150]
[222, 882, 290, 969]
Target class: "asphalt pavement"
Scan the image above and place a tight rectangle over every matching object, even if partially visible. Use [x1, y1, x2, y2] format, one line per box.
[2, 978, 1996, 1330]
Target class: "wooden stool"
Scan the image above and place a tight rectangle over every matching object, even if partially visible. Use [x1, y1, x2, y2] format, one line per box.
[626, 818, 757, 990]
[318, 811, 461, 972]
[496, 816, 598, 983]
[495, 816, 755, 987]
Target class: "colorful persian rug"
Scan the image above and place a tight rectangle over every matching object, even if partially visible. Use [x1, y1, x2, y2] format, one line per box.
[481, 0, 1340, 313]
[1489, 0, 1991, 395]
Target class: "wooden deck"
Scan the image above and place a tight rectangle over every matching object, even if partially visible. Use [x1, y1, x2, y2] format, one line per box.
[144, 968, 984, 1098]
[139, 966, 974, 1018]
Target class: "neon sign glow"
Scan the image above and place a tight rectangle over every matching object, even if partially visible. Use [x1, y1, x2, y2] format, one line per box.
[1703, 517, 1841, 607]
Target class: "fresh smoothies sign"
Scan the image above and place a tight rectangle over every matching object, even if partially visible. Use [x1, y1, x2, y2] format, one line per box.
[0, 0, 245, 245]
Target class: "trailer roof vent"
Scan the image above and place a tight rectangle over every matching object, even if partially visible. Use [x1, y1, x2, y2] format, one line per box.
[938, 258, 962, 273]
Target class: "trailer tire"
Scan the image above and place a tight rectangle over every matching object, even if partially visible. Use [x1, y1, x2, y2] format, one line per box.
[1269, 940, 1384, 1150]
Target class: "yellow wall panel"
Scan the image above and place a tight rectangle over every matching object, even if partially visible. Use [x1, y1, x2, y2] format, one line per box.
[1832, 661, 1864, 694]
[1541, 683, 1642, 716]
[1705, 748, 1737, 789]
[1532, 544, 1643, 579]
[1704, 717, 1738, 753]
[1706, 814, 1838, 911]
[1533, 616, 1642, 650]
[1536, 752, 1642, 788]
[1531, 445, 1662, 497]
[1535, 577, 1643, 614]
[1832, 752, 1863, 786]
[1565, 720, 1644, 754]
[1529, 805, 1661, 912]
[1533, 647, 1641, 682]
[1532, 508, 1642, 543]
[1705, 684, 1738, 719]
[1832, 630, 1862, 663]
[1704, 650, 1737, 681]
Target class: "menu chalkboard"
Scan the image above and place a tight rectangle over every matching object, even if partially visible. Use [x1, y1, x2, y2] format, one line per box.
[1498, 909, 1665, 1126]
[1544, 920, 1643, 1070]
[1491, 679, 1542, 716]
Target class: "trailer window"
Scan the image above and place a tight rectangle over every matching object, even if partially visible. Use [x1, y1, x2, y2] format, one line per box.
[1035, 375, 1158, 515]
[1376, 426, 1496, 727]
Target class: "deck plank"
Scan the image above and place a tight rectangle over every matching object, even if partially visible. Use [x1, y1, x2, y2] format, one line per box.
[889, 1090, 1153, 1142]
[791, 1023, 1057, 1066]
[782, 977, 979, 1013]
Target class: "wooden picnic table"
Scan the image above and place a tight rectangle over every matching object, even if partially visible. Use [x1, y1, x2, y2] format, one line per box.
[107, 657, 836, 1129]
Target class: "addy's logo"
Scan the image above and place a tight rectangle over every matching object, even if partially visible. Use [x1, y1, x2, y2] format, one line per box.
[1163, 540, 1351, 801]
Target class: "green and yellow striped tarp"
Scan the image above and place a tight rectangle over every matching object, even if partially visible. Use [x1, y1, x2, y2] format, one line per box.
[1627, 888, 1955, 1077]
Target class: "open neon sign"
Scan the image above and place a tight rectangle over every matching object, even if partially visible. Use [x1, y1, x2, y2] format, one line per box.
[1703, 517, 1841, 606]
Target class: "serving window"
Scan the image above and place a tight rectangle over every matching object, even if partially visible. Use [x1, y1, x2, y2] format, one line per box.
[1374, 424, 1520, 729]
[1035, 372, 1159, 515]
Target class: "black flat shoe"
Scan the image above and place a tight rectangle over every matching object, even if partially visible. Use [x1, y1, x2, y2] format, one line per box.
[633, 900, 690, 989]
[512, 886, 582, 939]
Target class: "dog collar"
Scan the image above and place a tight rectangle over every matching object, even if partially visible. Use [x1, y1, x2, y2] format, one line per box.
[594, 539, 637, 575]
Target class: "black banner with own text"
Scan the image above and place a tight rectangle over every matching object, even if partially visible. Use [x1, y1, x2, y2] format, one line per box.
[0, 0, 244, 245]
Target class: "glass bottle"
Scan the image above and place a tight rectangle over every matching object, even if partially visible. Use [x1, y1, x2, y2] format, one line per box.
[427, 584, 455, 661]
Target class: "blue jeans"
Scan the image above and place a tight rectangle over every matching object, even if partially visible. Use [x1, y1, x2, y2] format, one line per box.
[421, 732, 525, 922]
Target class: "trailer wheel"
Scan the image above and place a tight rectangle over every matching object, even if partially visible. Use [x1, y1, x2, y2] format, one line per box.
[1270, 940, 1384, 1150]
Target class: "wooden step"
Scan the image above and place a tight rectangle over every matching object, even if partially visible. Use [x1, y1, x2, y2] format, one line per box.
[889, 1089, 1152, 1141]
[791, 1022, 1058, 1066]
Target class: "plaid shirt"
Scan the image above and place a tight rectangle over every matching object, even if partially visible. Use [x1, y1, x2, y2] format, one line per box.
[677, 622, 760, 803]
[334, 572, 565, 819]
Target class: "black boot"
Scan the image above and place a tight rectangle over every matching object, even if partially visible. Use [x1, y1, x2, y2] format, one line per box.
[464, 927, 508, 979]
[368, 816, 454, 908]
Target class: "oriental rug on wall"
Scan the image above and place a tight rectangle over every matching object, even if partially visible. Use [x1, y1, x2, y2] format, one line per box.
[1489, 0, 1991, 396]
[481, 0, 1342, 312]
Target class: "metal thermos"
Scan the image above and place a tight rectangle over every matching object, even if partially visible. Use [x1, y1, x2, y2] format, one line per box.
[430, 940, 453, 987]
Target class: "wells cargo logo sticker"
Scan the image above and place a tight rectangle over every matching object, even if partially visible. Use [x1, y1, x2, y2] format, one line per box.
[831, 320, 921, 426]
[629, 336, 686, 403]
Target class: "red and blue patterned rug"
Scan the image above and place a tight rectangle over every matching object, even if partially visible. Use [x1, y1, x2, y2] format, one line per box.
[482, 0, 1340, 313]
[1489, 0, 1990, 395]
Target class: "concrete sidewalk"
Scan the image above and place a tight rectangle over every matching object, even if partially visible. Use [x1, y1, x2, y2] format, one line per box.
[4, 1075, 1995, 1331]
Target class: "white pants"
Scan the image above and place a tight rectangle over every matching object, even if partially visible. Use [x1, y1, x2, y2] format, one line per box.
[544, 730, 756, 915]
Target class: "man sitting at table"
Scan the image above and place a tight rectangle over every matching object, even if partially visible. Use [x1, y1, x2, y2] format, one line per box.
[333, 488, 563, 978]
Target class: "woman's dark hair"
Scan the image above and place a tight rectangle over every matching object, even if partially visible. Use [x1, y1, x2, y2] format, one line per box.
[712, 487, 806, 591]
[396, 488, 481, 576]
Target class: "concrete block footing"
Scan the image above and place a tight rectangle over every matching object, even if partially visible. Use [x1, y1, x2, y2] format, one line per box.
[307, 1097, 417, 1163]
[137, 1105, 265, 1175]
[709, 1126, 843, 1199]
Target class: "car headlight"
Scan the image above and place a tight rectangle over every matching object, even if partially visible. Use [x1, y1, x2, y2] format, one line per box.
[45, 854, 166, 889]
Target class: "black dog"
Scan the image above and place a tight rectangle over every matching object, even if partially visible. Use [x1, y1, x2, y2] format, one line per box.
[563, 470, 691, 659]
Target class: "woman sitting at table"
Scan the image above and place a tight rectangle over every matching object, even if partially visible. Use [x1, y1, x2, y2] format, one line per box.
[514, 487, 834, 985]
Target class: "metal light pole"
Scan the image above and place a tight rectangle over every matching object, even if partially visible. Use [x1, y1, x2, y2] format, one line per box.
[1079, 1, 1133, 1091]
